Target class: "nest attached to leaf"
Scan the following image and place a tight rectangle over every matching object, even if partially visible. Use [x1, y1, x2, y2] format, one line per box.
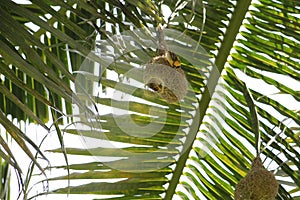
[143, 55, 188, 103]
[234, 156, 279, 200]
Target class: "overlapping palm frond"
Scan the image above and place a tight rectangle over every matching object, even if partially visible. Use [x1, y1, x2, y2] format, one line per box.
[0, 0, 299, 199]
[177, 0, 300, 199]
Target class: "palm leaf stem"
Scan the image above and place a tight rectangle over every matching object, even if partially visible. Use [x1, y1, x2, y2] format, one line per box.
[164, 1, 251, 199]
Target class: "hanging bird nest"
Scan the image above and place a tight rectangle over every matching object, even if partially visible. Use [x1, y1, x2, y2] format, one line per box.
[234, 156, 279, 200]
[143, 26, 188, 103]
[144, 60, 187, 103]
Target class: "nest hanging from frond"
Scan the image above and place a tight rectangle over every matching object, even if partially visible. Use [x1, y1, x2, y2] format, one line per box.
[143, 26, 188, 103]
[234, 156, 279, 200]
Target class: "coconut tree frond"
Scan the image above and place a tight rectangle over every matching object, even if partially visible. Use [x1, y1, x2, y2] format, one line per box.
[0, 0, 299, 199]
[177, 0, 300, 199]
[40, 0, 244, 199]
[0, 0, 99, 195]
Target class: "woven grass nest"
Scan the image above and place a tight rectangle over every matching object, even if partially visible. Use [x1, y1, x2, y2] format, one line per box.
[234, 156, 279, 200]
[143, 53, 188, 103]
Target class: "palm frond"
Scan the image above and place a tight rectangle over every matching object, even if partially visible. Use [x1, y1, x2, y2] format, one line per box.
[0, 0, 299, 199]
[177, 0, 300, 199]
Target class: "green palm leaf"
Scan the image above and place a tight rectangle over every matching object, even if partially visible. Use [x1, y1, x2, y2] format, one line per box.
[0, 0, 299, 199]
